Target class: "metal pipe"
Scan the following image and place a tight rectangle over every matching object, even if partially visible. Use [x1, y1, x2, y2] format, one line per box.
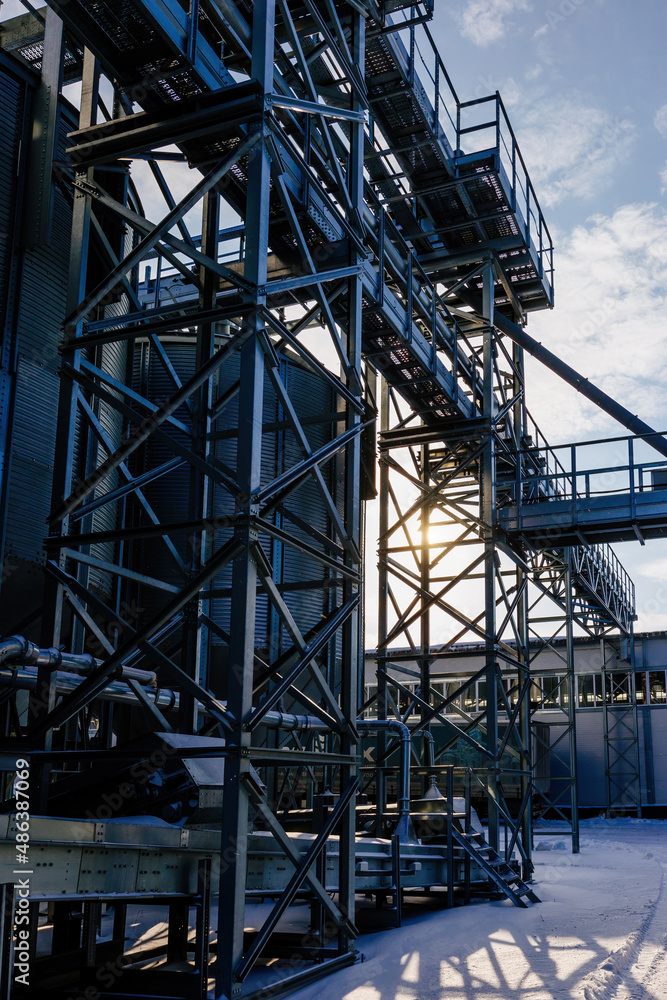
[261, 711, 329, 732]
[0, 635, 60, 668]
[457, 285, 667, 459]
[0, 668, 176, 710]
[0, 641, 333, 729]
[0, 635, 157, 686]
[358, 718, 414, 840]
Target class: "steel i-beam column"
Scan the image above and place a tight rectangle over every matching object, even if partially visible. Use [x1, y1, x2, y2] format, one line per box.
[565, 550, 580, 852]
[180, 190, 219, 733]
[482, 261, 499, 851]
[215, 0, 274, 994]
[338, 4, 365, 948]
[33, 48, 100, 805]
[513, 340, 533, 869]
[376, 377, 390, 836]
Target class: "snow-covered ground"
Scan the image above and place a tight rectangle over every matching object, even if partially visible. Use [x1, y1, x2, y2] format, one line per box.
[291, 819, 667, 1000]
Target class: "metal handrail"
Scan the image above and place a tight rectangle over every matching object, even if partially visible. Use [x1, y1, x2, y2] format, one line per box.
[384, 20, 553, 297]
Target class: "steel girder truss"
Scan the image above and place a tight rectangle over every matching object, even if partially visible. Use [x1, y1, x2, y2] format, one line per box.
[376, 262, 534, 871]
[374, 253, 637, 862]
[21, 1, 370, 995]
[600, 634, 642, 816]
[0, 0, 644, 994]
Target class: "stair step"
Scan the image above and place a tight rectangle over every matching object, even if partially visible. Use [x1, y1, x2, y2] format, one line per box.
[451, 827, 540, 907]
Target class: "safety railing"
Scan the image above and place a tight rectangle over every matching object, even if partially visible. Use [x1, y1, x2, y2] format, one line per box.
[456, 92, 553, 298]
[570, 543, 635, 621]
[509, 430, 667, 504]
[519, 411, 571, 501]
[371, 19, 554, 300]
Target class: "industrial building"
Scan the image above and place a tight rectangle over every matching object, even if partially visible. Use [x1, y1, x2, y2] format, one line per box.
[0, 0, 665, 998]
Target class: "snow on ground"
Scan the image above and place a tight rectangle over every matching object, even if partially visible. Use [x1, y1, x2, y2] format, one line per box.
[291, 819, 667, 1000]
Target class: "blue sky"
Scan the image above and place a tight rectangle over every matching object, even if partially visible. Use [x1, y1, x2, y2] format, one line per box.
[428, 0, 667, 629]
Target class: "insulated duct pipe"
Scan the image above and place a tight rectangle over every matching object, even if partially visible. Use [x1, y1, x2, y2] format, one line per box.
[457, 285, 667, 459]
[0, 636, 156, 685]
[0, 668, 176, 711]
[0, 644, 339, 732]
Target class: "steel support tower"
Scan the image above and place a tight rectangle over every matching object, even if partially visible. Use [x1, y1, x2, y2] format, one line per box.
[0, 0, 664, 997]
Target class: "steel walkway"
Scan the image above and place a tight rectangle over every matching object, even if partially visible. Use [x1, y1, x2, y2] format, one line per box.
[502, 487, 667, 547]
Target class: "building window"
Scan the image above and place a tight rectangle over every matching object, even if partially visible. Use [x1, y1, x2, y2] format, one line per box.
[542, 674, 562, 709]
[462, 681, 476, 713]
[504, 674, 519, 708]
[431, 681, 445, 702]
[649, 671, 667, 704]
[363, 685, 378, 717]
[530, 680, 542, 709]
[397, 683, 416, 715]
[606, 672, 630, 704]
[636, 672, 646, 704]
[577, 673, 601, 707]
[445, 680, 463, 713]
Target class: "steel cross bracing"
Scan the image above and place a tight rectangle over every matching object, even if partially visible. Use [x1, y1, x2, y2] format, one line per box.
[19, 0, 370, 996]
[0, 0, 648, 996]
[600, 634, 642, 816]
[43, 0, 634, 637]
[374, 262, 543, 872]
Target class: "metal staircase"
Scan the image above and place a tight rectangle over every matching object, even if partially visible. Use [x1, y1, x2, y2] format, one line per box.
[452, 827, 541, 907]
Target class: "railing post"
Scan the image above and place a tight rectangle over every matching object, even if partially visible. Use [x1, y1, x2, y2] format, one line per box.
[406, 252, 413, 342]
[187, 0, 200, 62]
[629, 437, 636, 522]
[377, 206, 385, 307]
[446, 766, 454, 909]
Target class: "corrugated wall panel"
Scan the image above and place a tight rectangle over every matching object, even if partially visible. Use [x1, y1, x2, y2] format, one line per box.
[647, 709, 667, 804]
[4, 104, 72, 566]
[0, 68, 24, 328]
[575, 710, 606, 807]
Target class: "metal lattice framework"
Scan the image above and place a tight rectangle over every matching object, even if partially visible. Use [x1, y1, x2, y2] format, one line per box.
[0, 0, 661, 996]
[24, 1, 370, 994]
[376, 264, 534, 866]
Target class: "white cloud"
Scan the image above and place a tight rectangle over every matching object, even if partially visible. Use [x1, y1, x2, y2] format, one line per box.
[654, 104, 667, 140]
[661, 162, 667, 193]
[523, 204, 667, 632]
[525, 202, 667, 442]
[455, 0, 532, 47]
[516, 97, 635, 206]
[639, 558, 667, 583]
